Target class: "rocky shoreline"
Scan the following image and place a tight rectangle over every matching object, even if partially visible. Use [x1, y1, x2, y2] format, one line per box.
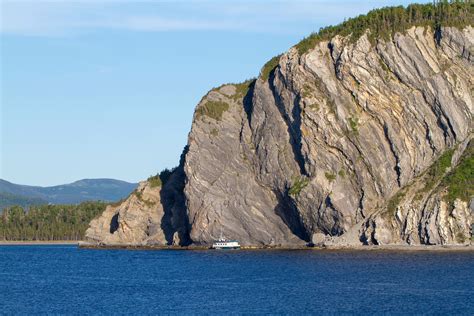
[77, 241, 474, 252]
[1, 240, 472, 251]
[3, 239, 470, 251]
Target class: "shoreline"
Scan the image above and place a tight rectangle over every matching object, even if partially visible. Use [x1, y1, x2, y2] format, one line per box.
[1, 240, 472, 252]
[320, 244, 474, 252]
[78, 242, 474, 252]
[0, 240, 79, 245]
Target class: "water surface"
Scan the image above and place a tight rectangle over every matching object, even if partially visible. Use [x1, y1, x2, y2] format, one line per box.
[1, 245, 473, 314]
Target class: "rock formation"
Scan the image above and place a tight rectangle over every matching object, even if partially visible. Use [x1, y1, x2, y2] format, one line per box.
[360, 139, 473, 246]
[85, 13, 473, 248]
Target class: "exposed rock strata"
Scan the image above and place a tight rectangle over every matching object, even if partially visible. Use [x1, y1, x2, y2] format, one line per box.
[85, 26, 473, 247]
[360, 138, 473, 246]
[85, 158, 189, 246]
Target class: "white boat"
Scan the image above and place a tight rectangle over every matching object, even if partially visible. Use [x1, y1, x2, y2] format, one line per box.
[212, 235, 240, 249]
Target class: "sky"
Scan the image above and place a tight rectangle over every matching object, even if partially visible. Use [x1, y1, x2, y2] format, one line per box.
[1, 0, 430, 186]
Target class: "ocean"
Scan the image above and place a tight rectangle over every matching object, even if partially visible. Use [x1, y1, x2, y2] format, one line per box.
[1, 245, 473, 314]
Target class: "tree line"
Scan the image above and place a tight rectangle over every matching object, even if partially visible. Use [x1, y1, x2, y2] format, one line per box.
[296, 0, 473, 54]
[0, 202, 106, 241]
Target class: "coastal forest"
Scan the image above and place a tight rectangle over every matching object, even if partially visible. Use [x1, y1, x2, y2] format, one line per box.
[295, 0, 473, 54]
[0, 202, 106, 241]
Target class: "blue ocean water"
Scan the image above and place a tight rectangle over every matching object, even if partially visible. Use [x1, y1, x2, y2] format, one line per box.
[0, 245, 473, 314]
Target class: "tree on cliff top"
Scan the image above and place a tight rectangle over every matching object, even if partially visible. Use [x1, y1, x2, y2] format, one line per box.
[295, 0, 473, 54]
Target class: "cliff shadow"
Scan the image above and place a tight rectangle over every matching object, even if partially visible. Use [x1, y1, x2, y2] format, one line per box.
[268, 69, 307, 176]
[274, 191, 310, 242]
[242, 79, 256, 125]
[160, 146, 192, 246]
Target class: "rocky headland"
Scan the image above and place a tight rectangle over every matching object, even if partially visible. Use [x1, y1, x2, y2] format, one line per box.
[84, 3, 474, 249]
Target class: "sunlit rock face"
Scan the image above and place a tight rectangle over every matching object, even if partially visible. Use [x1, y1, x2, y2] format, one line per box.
[86, 26, 473, 247]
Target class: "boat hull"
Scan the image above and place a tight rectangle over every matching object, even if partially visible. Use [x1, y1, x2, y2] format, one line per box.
[212, 239, 240, 249]
[212, 246, 240, 250]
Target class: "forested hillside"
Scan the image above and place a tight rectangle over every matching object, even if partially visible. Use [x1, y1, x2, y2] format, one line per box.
[0, 202, 107, 241]
[295, 0, 473, 54]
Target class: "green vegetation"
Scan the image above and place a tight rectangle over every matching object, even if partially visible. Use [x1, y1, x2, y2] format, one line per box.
[142, 199, 156, 208]
[326, 98, 337, 115]
[0, 202, 106, 241]
[260, 55, 282, 82]
[148, 176, 162, 188]
[148, 168, 174, 188]
[232, 79, 255, 100]
[132, 190, 156, 207]
[378, 57, 392, 80]
[325, 172, 337, 182]
[387, 191, 406, 215]
[133, 190, 143, 200]
[456, 231, 467, 243]
[308, 104, 320, 111]
[196, 100, 229, 121]
[206, 79, 254, 102]
[348, 117, 359, 134]
[294, 1, 473, 55]
[419, 148, 454, 193]
[441, 141, 473, 204]
[387, 141, 472, 215]
[338, 169, 346, 178]
[301, 84, 313, 98]
[289, 176, 310, 197]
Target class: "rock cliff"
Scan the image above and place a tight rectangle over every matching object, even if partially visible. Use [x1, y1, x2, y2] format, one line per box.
[85, 12, 473, 247]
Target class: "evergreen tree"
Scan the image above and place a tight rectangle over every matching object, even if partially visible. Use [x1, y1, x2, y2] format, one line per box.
[0, 202, 106, 241]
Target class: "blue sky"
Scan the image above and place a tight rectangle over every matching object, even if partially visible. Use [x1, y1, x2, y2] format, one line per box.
[1, 0, 429, 186]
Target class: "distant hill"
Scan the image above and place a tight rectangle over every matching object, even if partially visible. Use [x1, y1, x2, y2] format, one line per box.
[0, 179, 138, 209]
[0, 192, 48, 209]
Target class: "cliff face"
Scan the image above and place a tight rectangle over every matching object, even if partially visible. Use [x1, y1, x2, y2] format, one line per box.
[85, 25, 473, 247]
[360, 139, 473, 246]
[85, 160, 189, 246]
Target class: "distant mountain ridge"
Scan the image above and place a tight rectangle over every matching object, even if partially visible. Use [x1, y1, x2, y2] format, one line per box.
[0, 178, 138, 209]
